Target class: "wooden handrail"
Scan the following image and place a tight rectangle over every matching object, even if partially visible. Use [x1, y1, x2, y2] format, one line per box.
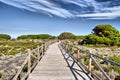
[60, 41, 120, 80]
[91, 56, 111, 80]
[11, 40, 56, 80]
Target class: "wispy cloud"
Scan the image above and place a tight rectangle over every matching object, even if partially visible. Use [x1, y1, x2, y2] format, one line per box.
[0, 0, 120, 19]
[77, 12, 120, 19]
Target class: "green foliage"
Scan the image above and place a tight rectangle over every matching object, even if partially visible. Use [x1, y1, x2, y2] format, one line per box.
[109, 56, 120, 64]
[0, 34, 11, 40]
[69, 35, 85, 40]
[93, 24, 119, 39]
[0, 72, 3, 78]
[82, 24, 120, 46]
[0, 40, 42, 55]
[58, 32, 85, 40]
[112, 66, 120, 74]
[7, 49, 19, 55]
[102, 65, 120, 75]
[23, 64, 28, 72]
[17, 34, 56, 40]
[102, 66, 111, 72]
[58, 32, 74, 40]
[81, 34, 112, 45]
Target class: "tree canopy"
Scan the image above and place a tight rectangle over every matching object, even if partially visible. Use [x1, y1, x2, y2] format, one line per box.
[58, 32, 74, 40]
[0, 34, 11, 40]
[93, 24, 120, 39]
[82, 24, 120, 46]
[17, 34, 57, 40]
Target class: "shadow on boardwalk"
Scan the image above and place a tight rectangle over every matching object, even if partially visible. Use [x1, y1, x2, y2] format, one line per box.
[58, 44, 93, 80]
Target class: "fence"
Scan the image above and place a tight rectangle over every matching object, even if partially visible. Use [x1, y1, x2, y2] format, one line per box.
[0, 40, 56, 80]
[60, 41, 120, 80]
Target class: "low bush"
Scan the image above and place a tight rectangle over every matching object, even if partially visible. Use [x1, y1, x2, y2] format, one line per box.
[0, 72, 3, 78]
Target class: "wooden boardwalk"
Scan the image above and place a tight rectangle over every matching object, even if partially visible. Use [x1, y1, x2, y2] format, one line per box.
[27, 42, 91, 80]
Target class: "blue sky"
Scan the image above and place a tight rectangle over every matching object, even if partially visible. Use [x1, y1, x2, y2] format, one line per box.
[0, 0, 120, 38]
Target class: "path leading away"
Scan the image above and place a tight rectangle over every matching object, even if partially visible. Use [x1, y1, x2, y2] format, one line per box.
[27, 42, 91, 80]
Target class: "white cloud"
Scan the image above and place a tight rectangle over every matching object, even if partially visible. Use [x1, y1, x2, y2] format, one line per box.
[0, 0, 120, 19]
[88, 17, 116, 20]
[103, 6, 120, 12]
[60, 0, 87, 7]
[0, 0, 74, 18]
[77, 12, 120, 19]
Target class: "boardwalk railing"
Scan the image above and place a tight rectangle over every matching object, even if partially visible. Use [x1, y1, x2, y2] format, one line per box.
[60, 41, 120, 80]
[0, 40, 56, 80]
[12, 40, 56, 80]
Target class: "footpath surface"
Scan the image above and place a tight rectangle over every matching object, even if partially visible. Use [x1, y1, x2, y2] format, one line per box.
[27, 42, 91, 80]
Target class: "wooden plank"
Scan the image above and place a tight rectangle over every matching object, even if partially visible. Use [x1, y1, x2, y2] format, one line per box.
[27, 49, 31, 76]
[77, 50, 80, 59]
[28, 42, 91, 80]
[37, 46, 40, 62]
[88, 54, 92, 76]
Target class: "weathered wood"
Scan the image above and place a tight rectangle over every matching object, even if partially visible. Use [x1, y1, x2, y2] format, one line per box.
[88, 54, 92, 76]
[12, 56, 28, 80]
[60, 41, 120, 80]
[21, 73, 29, 80]
[28, 42, 91, 80]
[11, 41, 56, 80]
[37, 46, 40, 62]
[91, 56, 111, 80]
[41, 44, 44, 56]
[77, 50, 80, 59]
[27, 49, 31, 76]
[71, 47, 74, 53]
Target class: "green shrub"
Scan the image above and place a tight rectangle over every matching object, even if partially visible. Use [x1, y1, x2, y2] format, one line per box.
[112, 66, 120, 74]
[0, 34, 11, 40]
[81, 34, 112, 45]
[7, 49, 19, 55]
[23, 64, 28, 72]
[58, 32, 74, 40]
[81, 24, 120, 46]
[0, 72, 3, 78]
[109, 57, 120, 64]
[17, 34, 56, 40]
[93, 24, 119, 39]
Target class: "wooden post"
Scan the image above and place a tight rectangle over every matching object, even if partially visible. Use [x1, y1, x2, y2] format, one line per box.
[65, 44, 68, 51]
[71, 47, 74, 53]
[77, 50, 80, 59]
[28, 49, 31, 75]
[37, 46, 40, 62]
[42, 44, 44, 56]
[88, 53, 92, 76]
[44, 43, 46, 51]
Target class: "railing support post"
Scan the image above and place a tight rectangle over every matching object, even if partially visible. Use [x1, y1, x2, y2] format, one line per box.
[65, 44, 68, 53]
[37, 46, 40, 62]
[88, 53, 92, 76]
[28, 49, 31, 76]
[77, 50, 80, 59]
[71, 47, 74, 53]
[42, 44, 44, 56]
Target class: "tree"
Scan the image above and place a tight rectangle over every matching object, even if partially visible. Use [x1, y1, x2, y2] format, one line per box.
[17, 34, 56, 40]
[81, 24, 120, 46]
[58, 32, 74, 40]
[81, 34, 112, 45]
[17, 35, 28, 39]
[0, 34, 11, 40]
[93, 24, 119, 39]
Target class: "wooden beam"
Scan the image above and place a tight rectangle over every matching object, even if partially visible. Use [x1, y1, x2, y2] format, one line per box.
[88, 54, 92, 76]
[28, 49, 31, 76]
[37, 46, 40, 62]
[77, 50, 80, 59]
